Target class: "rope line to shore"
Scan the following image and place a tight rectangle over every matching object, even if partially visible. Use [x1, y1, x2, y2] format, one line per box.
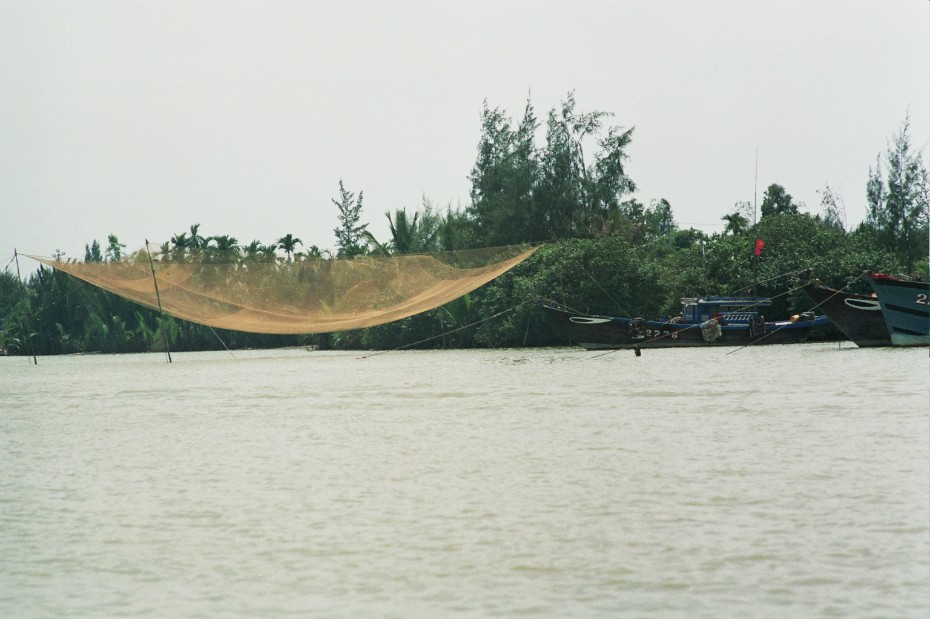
[566, 278, 808, 359]
[545, 269, 851, 360]
[724, 271, 869, 355]
[356, 298, 533, 360]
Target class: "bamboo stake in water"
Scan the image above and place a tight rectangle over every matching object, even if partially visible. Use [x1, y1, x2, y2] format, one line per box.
[13, 249, 38, 365]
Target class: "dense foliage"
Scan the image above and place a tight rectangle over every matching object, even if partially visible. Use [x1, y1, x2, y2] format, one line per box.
[864, 115, 930, 272]
[1, 97, 926, 355]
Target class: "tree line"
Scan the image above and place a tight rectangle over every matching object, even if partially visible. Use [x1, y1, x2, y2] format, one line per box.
[1, 95, 927, 355]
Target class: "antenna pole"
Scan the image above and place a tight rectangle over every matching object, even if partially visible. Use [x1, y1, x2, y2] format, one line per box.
[13, 249, 38, 365]
[752, 149, 759, 298]
[753, 148, 758, 226]
[145, 240, 172, 363]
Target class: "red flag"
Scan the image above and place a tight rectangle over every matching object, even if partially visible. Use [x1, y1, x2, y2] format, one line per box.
[754, 239, 765, 256]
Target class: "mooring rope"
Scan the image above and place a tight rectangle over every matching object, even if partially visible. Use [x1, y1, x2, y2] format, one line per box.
[793, 271, 871, 316]
[560, 267, 812, 359]
[582, 267, 633, 317]
[731, 268, 801, 295]
[724, 271, 868, 355]
[550, 270, 849, 361]
[207, 326, 236, 358]
[357, 298, 533, 360]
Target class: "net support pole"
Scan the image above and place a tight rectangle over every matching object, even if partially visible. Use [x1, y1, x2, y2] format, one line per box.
[145, 240, 172, 364]
[13, 250, 38, 365]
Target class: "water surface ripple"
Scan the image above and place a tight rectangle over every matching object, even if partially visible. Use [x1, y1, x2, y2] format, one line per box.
[1, 344, 927, 616]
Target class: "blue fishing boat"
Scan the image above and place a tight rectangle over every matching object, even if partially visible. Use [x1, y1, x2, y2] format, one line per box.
[869, 273, 929, 347]
[540, 296, 830, 350]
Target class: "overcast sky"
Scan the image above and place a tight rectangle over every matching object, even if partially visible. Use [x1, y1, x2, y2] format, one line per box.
[2, 0, 928, 268]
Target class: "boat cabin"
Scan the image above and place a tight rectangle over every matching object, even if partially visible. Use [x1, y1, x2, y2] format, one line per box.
[680, 296, 770, 325]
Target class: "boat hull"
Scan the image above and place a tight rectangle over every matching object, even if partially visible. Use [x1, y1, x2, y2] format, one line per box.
[540, 301, 828, 350]
[802, 281, 891, 347]
[869, 276, 929, 347]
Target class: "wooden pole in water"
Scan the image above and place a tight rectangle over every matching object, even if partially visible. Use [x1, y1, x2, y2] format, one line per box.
[144, 240, 172, 364]
[13, 249, 38, 365]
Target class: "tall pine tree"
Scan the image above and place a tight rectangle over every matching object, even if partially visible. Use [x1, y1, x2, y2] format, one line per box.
[467, 98, 540, 246]
[332, 179, 368, 257]
[866, 115, 930, 272]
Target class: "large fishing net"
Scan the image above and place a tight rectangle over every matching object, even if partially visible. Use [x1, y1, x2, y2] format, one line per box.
[29, 244, 538, 334]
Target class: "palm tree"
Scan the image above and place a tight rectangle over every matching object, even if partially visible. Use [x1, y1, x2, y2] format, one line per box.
[277, 234, 302, 261]
[188, 224, 207, 250]
[387, 202, 440, 254]
[170, 232, 190, 260]
[209, 235, 239, 252]
[388, 209, 418, 254]
[721, 212, 749, 236]
[244, 241, 279, 263]
[260, 244, 279, 261]
[362, 230, 391, 256]
[303, 244, 328, 259]
[171, 232, 189, 249]
[203, 235, 239, 264]
[243, 240, 263, 260]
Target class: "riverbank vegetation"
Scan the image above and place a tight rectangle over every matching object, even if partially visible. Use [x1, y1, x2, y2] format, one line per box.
[2, 96, 927, 355]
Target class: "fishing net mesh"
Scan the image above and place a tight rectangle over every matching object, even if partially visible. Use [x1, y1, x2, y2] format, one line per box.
[29, 244, 537, 334]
